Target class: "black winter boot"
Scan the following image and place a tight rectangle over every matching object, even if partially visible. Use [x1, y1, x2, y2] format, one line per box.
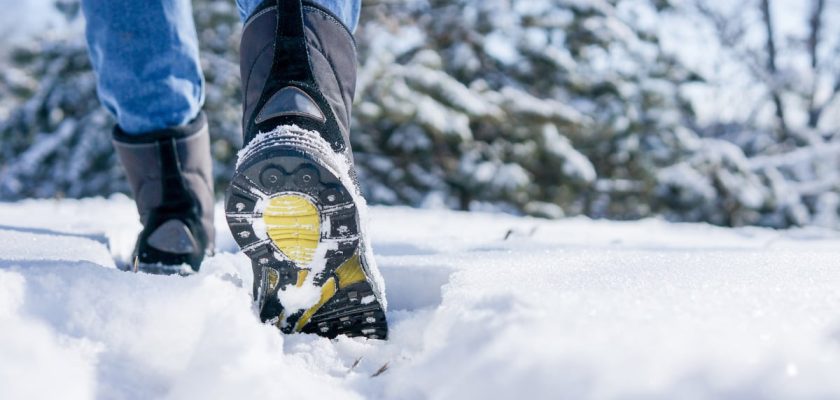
[225, 0, 387, 339]
[113, 112, 215, 274]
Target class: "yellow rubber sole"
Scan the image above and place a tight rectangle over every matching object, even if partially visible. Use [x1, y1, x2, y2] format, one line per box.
[263, 194, 320, 266]
[226, 147, 388, 338]
[261, 193, 368, 332]
[294, 254, 367, 331]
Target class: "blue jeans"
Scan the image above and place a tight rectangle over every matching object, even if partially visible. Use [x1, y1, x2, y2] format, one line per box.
[81, 0, 361, 134]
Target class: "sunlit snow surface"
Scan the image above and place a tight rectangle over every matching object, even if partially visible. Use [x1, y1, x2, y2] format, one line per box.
[3, 196, 840, 399]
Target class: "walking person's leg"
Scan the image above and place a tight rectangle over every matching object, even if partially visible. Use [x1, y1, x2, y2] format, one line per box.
[226, 0, 388, 339]
[236, 0, 360, 30]
[82, 0, 215, 273]
[82, 0, 204, 133]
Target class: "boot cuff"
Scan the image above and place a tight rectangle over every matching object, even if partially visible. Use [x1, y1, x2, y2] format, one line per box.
[113, 112, 208, 144]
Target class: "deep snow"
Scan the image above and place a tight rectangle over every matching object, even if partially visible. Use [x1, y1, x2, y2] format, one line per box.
[3, 196, 840, 399]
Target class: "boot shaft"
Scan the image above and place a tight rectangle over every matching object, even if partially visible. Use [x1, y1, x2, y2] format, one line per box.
[239, 0, 357, 152]
[113, 112, 216, 268]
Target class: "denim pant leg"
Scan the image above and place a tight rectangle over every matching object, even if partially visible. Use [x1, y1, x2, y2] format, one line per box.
[82, 0, 204, 134]
[236, 0, 361, 31]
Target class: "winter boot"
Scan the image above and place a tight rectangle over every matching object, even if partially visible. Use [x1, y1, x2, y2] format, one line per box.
[113, 112, 215, 274]
[225, 0, 387, 339]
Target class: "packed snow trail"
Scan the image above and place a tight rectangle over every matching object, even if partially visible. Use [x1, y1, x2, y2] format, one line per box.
[3, 196, 840, 399]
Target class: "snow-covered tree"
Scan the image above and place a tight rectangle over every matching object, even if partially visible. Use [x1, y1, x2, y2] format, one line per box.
[654, 0, 840, 227]
[352, 0, 698, 219]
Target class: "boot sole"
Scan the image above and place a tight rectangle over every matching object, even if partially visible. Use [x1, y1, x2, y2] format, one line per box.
[131, 260, 196, 276]
[224, 132, 387, 340]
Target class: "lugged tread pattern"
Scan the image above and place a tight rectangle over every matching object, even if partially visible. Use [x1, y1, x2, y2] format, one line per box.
[301, 282, 388, 340]
[225, 134, 387, 340]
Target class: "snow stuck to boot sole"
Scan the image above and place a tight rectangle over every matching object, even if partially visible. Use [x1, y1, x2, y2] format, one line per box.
[224, 126, 387, 340]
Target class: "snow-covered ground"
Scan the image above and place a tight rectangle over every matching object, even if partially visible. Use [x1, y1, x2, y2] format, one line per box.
[3, 197, 840, 399]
